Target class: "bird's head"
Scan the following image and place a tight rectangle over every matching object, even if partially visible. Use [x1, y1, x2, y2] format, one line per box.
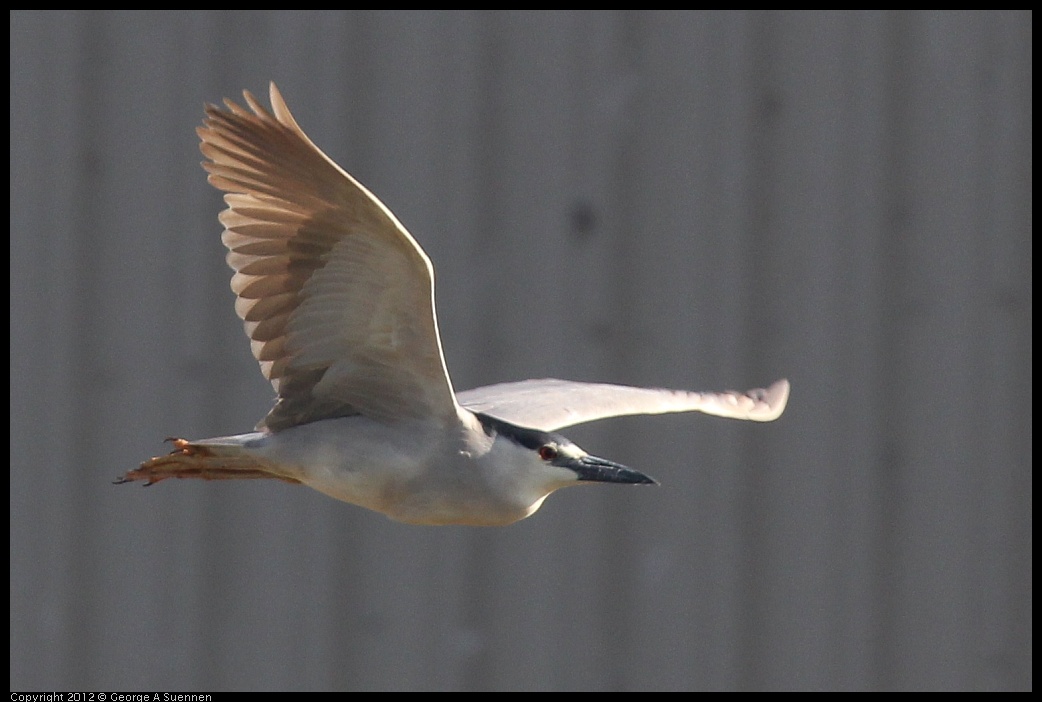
[473, 412, 657, 521]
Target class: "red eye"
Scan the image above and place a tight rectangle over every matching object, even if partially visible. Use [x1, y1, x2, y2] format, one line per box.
[538, 445, 558, 461]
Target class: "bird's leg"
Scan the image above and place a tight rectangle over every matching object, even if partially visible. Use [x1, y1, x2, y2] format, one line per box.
[115, 438, 301, 486]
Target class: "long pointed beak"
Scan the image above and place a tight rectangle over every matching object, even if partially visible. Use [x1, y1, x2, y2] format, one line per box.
[571, 455, 658, 485]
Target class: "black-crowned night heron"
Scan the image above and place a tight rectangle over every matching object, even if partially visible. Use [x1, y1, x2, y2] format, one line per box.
[117, 83, 789, 526]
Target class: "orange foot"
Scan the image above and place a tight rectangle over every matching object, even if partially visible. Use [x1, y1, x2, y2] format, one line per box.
[115, 438, 300, 486]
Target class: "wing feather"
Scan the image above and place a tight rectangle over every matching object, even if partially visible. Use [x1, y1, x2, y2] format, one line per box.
[457, 379, 790, 431]
[198, 83, 458, 431]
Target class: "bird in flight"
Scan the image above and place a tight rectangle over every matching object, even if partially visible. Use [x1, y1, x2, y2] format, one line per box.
[117, 83, 789, 526]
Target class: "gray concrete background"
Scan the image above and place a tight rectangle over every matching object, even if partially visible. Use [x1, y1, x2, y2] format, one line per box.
[10, 11, 1031, 690]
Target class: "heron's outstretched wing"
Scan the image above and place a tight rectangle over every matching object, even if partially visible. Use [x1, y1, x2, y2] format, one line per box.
[199, 83, 458, 430]
[457, 378, 789, 432]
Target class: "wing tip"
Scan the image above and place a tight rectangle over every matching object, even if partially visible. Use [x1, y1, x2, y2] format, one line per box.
[759, 378, 790, 421]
